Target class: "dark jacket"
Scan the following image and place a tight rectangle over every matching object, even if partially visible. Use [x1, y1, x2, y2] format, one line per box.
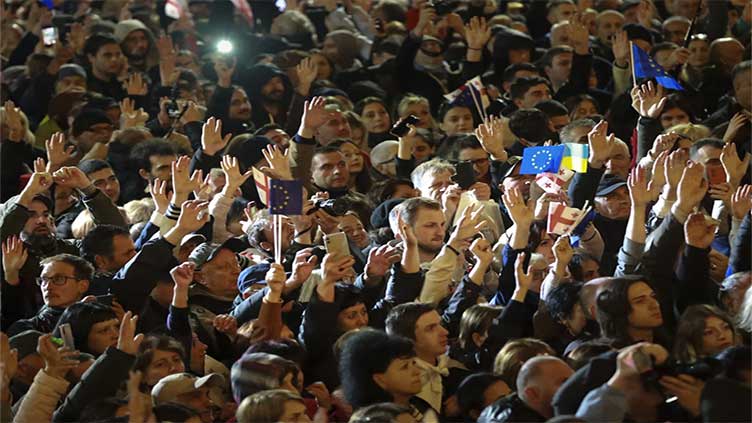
[111, 237, 178, 313]
[52, 346, 136, 422]
[7, 305, 65, 336]
[478, 393, 546, 423]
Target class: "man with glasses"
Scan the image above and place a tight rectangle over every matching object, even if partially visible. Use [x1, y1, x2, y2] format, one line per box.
[0, 166, 126, 327]
[8, 253, 93, 336]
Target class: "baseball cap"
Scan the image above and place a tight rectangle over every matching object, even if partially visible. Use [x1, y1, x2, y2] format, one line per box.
[151, 372, 225, 405]
[188, 238, 247, 269]
[180, 233, 207, 248]
[57, 64, 87, 81]
[595, 174, 627, 197]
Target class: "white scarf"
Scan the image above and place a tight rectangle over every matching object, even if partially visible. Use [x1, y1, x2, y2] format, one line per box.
[415, 355, 450, 413]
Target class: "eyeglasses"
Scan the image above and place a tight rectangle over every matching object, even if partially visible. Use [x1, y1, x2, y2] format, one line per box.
[36, 275, 78, 287]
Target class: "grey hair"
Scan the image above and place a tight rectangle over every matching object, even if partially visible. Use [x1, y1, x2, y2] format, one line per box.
[410, 158, 455, 191]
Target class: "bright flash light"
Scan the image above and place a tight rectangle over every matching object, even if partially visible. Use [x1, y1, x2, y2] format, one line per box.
[217, 39, 233, 54]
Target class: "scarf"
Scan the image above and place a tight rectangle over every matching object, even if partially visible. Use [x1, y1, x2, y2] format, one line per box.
[415, 355, 450, 413]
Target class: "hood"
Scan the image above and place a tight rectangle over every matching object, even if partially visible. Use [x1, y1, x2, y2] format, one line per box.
[114, 19, 159, 70]
[492, 26, 534, 72]
[242, 63, 290, 99]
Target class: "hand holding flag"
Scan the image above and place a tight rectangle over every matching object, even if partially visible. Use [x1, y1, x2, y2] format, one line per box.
[631, 42, 683, 90]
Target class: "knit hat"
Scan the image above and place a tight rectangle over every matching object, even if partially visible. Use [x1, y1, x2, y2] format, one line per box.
[71, 109, 112, 137]
[595, 174, 628, 197]
[370, 198, 405, 229]
[9, 330, 43, 360]
[225, 135, 273, 170]
[57, 64, 86, 81]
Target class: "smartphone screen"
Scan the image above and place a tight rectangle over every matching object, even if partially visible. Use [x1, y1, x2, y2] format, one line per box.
[42, 27, 58, 46]
[59, 323, 75, 349]
[324, 232, 350, 258]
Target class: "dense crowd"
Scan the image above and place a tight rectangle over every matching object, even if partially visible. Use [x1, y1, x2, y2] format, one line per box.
[0, 0, 751, 422]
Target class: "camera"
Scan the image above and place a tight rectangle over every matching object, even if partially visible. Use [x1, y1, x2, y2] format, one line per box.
[641, 357, 725, 392]
[166, 100, 181, 119]
[308, 198, 349, 217]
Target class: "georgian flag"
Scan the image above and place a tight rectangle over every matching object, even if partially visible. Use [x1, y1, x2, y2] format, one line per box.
[547, 202, 583, 235]
[231, 0, 255, 26]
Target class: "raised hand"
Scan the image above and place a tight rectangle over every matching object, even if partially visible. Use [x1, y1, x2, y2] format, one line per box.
[119, 97, 149, 129]
[469, 182, 492, 202]
[220, 155, 252, 195]
[2, 236, 27, 286]
[365, 243, 401, 279]
[45, 132, 75, 172]
[396, 212, 417, 248]
[306, 382, 333, 412]
[587, 120, 615, 168]
[513, 252, 532, 300]
[666, 47, 690, 69]
[635, 81, 667, 119]
[126, 371, 148, 423]
[52, 166, 91, 190]
[289, 248, 318, 287]
[171, 155, 203, 201]
[2, 100, 24, 142]
[612, 30, 630, 67]
[66, 22, 85, 55]
[474, 117, 508, 161]
[628, 164, 653, 208]
[684, 213, 717, 249]
[650, 151, 668, 200]
[259, 144, 293, 180]
[723, 112, 749, 143]
[441, 184, 463, 219]
[464, 16, 491, 50]
[449, 203, 487, 249]
[321, 253, 356, 285]
[469, 237, 493, 265]
[20, 159, 53, 203]
[731, 184, 752, 220]
[502, 187, 534, 229]
[414, 2, 437, 37]
[299, 96, 333, 137]
[37, 334, 80, 379]
[149, 178, 169, 215]
[264, 262, 286, 302]
[124, 73, 148, 96]
[176, 200, 210, 233]
[170, 261, 195, 290]
[295, 57, 318, 96]
[650, 132, 678, 158]
[675, 161, 708, 215]
[552, 234, 574, 266]
[567, 12, 591, 54]
[201, 116, 232, 156]
[664, 149, 688, 197]
[708, 182, 732, 208]
[213, 314, 238, 336]
[117, 311, 144, 355]
[157, 35, 177, 86]
[720, 142, 751, 188]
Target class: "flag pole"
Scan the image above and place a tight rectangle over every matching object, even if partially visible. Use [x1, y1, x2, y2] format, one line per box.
[629, 41, 637, 88]
[469, 86, 486, 123]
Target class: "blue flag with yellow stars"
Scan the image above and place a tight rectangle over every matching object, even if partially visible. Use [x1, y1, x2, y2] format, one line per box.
[520, 145, 565, 175]
[269, 179, 302, 215]
[632, 43, 683, 91]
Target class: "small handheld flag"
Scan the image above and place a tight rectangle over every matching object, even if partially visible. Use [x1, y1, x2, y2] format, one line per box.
[631, 43, 683, 91]
[269, 179, 303, 215]
[547, 202, 583, 235]
[561, 143, 589, 173]
[520, 146, 565, 175]
[252, 167, 270, 207]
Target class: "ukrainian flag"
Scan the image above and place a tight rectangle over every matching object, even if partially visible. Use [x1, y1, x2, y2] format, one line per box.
[561, 143, 589, 173]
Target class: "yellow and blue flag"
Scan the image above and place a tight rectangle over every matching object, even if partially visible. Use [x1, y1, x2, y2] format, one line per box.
[269, 179, 302, 215]
[561, 143, 589, 173]
[632, 43, 683, 91]
[520, 145, 565, 175]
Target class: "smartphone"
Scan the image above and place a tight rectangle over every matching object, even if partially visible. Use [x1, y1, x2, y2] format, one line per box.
[323, 232, 351, 258]
[59, 323, 75, 349]
[42, 27, 58, 46]
[454, 161, 475, 190]
[390, 115, 420, 138]
[96, 294, 114, 306]
[706, 163, 726, 185]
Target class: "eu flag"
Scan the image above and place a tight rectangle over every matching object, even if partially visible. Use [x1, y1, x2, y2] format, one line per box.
[520, 146, 565, 175]
[269, 179, 302, 215]
[632, 43, 683, 91]
[40, 0, 54, 9]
